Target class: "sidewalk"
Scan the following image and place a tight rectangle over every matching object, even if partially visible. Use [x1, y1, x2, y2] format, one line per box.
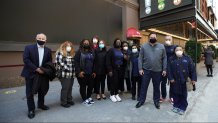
[0, 61, 217, 122]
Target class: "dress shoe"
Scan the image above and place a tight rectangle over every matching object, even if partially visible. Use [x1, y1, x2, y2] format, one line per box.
[102, 94, 107, 100]
[68, 101, 75, 105]
[154, 102, 160, 109]
[28, 110, 35, 119]
[61, 103, 71, 108]
[135, 102, 143, 108]
[96, 94, 101, 100]
[38, 105, 49, 110]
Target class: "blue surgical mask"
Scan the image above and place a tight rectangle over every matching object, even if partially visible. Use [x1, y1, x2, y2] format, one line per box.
[99, 44, 105, 49]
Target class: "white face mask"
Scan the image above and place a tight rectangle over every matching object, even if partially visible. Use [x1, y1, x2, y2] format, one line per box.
[132, 48, 138, 53]
[93, 38, 98, 44]
[176, 51, 183, 57]
[123, 46, 128, 51]
[66, 46, 71, 52]
[165, 40, 171, 45]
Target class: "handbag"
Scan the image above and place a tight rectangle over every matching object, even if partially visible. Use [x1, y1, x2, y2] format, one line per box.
[186, 77, 193, 91]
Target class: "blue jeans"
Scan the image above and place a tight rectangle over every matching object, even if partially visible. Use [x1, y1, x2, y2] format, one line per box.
[139, 69, 162, 103]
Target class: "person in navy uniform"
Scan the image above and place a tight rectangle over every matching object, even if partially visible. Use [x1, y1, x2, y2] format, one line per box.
[106, 38, 123, 102]
[129, 44, 141, 100]
[160, 35, 177, 104]
[21, 33, 52, 119]
[75, 39, 96, 106]
[168, 46, 197, 115]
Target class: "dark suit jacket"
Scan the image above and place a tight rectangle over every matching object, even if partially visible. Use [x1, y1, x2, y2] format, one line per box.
[21, 44, 52, 79]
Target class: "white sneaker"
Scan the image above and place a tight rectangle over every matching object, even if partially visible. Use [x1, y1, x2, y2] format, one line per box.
[110, 95, 117, 102]
[88, 98, 94, 104]
[115, 94, 122, 102]
[83, 99, 92, 106]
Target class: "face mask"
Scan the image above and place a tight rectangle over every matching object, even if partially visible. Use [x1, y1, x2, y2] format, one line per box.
[83, 44, 90, 49]
[149, 38, 157, 44]
[93, 38, 98, 44]
[123, 46, 128, 51]
[66, 46, 71, 52]
[165, 40, 171, 46]
[37, 40, 45, 45]
[115, 42, 121, 48]
[132, 48, 138, 53]
[99, 44, 105, 49]
[176, 51, 183, 57]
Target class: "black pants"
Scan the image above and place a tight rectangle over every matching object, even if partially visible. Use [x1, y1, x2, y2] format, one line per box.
[206, 65, 213, 75]
[107, 75, 111, 91]
[131, 76, 141, 98]
[60, 78, 74, 105]
[77, 74, 94, 101]
[119, 71, 132, 92]
[139, 70, 162, 103]
[110, 68, 123, 95]
[125, 77, 132, 91]
[161, 76, 173, 99]
[94, 75, 106, 94]
[25, 78, 49, 111]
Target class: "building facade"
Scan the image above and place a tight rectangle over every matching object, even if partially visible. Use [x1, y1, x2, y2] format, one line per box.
[0, 0, 139, 88]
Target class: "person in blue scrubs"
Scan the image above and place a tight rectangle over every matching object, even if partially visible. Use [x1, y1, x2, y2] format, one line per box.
[168, 46, 197, 115]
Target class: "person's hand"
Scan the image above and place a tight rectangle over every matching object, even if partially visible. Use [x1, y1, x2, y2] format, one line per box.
[139, 70, 144, 76]
[92, 73, 96, 78]
[162, 71, 167, 77]
[169, 80, 175, 83]
[79, 71, 85, 78]
[191, 81, 196, 85]
[36, 68, 44, 74]
[124, 54, 128, 60]
[108, 72, 113, 77]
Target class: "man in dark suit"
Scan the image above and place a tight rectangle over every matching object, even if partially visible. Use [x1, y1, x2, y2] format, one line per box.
[21, 33, 52, 119]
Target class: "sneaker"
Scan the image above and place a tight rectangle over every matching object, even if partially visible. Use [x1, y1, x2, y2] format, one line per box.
[96, 94, 101, 100]
[88, 98, 95, 104]
[83, 99, 92, 106]
[171, 107, 179, 113]
[101, 94, 106, 100]
[115, 94, 122, 102]
[178, 109, 185, 115]
[110, 95, 117, 102]
[170, 98, 174, 105]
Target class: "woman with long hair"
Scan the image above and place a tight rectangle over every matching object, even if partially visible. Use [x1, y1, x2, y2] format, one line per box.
[93, 39, 107, 100]
[55, 41, 75, 108]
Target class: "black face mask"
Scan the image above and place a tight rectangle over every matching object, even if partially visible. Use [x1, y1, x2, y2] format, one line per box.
[83, 44, 90, 49]
[149, 38, 157, 44]
[37, 40, 45, 45]
[114, 42, 121, 48]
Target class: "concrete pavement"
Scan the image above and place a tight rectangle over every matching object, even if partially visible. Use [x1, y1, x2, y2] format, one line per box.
[0, 61, 217, 122]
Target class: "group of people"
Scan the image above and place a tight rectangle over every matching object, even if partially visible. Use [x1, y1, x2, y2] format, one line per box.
[21, 32, 197, 119]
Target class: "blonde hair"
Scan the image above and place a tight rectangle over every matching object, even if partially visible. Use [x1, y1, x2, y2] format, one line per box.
[56, 41, 75, 57]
